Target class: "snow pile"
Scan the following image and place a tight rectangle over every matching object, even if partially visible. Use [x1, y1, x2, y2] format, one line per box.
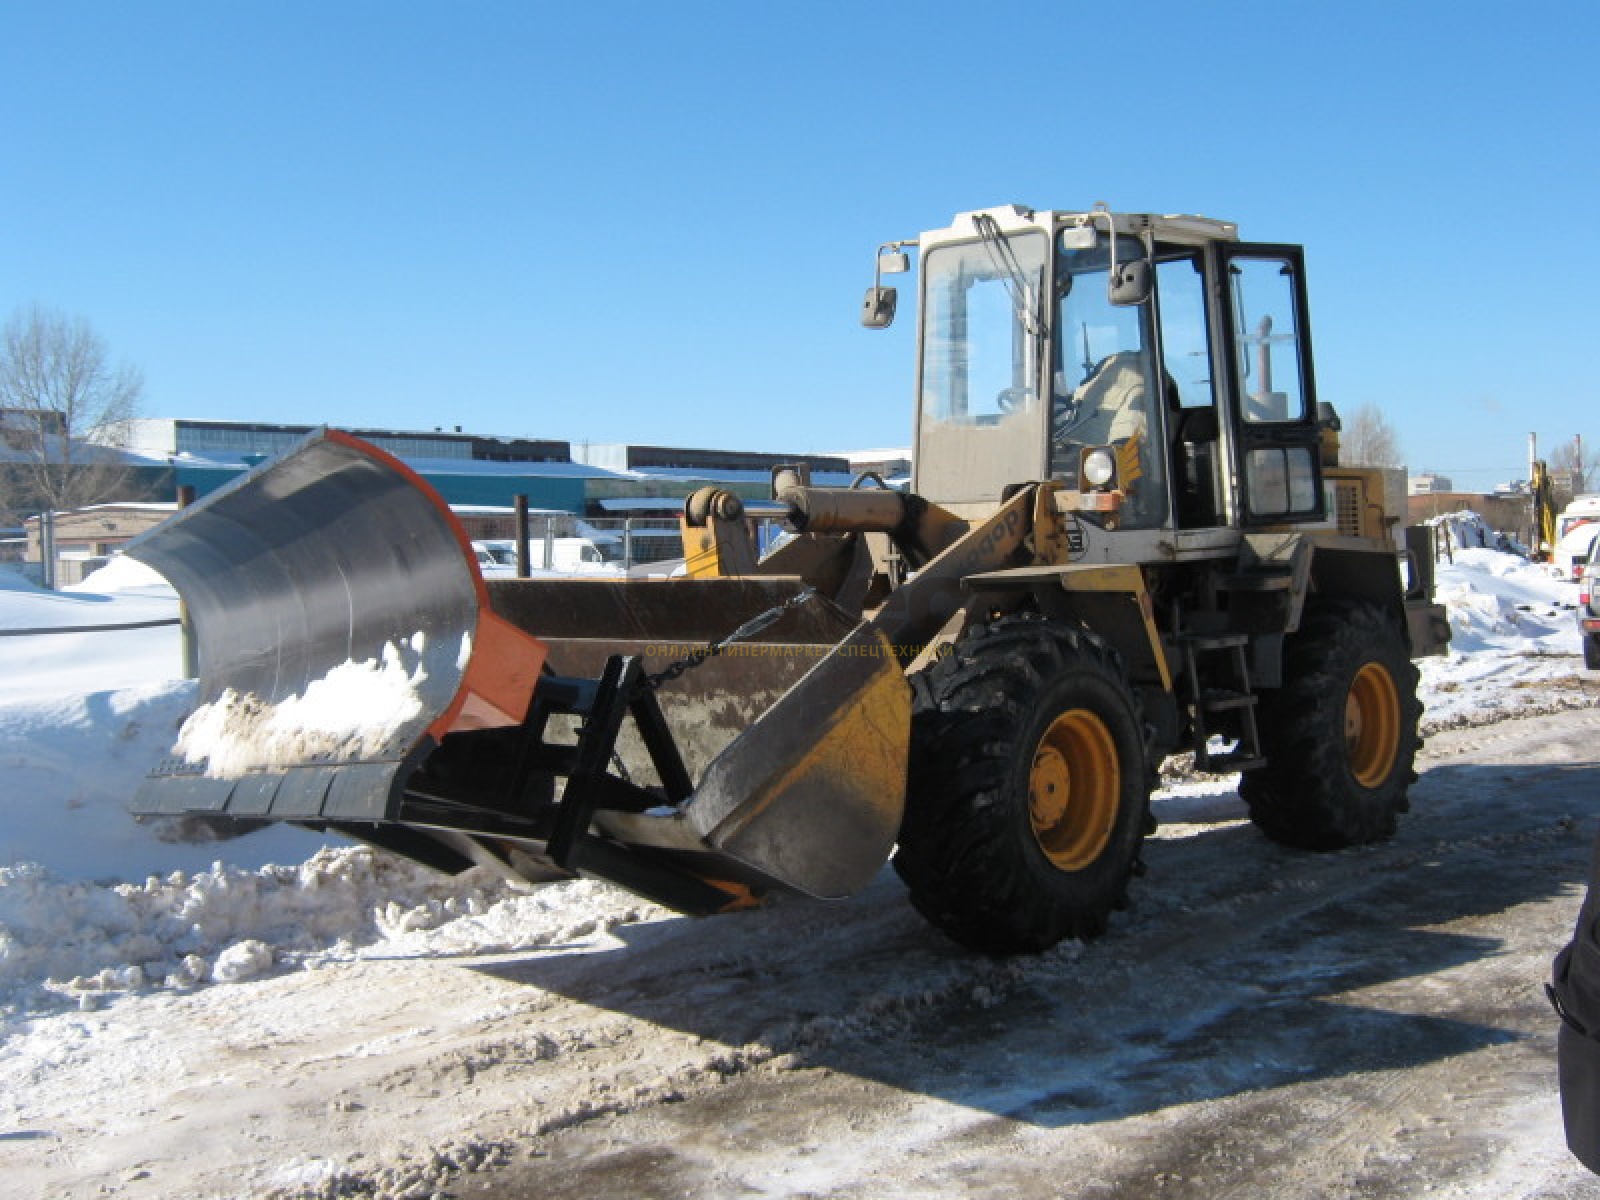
[1432, 546, 1576, 655]
[0, 845, 657, 1015]
[0, 681, 332, 879]
[1419, 532, 1588, 728]
[0, 559, 183, 707]
[71, 553, 175, 596]
[177, 637, 437, 778]
[1428, 509, 1504, 554]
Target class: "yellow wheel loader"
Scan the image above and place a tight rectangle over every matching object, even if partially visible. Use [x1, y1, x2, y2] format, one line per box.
[128, 205, 1450, 954]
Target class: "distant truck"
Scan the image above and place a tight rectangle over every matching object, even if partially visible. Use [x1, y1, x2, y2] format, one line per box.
[1555, 495, 1600, 580]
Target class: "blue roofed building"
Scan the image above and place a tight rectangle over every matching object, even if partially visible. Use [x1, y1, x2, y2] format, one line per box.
[113, 419, 866, 515]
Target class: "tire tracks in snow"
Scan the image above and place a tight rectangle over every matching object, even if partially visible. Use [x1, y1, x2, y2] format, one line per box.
[272, 706, 1600, 1200]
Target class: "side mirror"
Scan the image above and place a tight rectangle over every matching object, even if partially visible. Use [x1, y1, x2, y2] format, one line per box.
[861, 286, 897, 329]
[862, 242, 910, 328]
[1109, 259, 1152, 306]
[1060, 224, 1098, 251]
[878, 250, 909, 275]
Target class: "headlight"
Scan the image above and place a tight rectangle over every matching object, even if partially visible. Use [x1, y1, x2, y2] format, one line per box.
[1082, 448, 1116, 489]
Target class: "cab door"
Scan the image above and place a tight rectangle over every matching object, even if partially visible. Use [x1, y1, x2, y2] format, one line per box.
[1213, 243, 1326, 527]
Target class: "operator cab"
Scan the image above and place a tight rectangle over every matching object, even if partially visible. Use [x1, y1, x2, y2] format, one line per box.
[877, 205, 1329, 551]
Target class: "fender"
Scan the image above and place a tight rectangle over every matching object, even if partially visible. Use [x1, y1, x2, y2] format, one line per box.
[960, 562, 1171, 692]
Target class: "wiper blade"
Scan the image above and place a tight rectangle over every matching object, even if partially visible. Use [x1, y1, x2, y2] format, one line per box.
[973, 213, 1047, 340]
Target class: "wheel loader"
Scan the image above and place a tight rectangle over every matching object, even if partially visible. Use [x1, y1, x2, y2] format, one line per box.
[126, 204, 1450, 954]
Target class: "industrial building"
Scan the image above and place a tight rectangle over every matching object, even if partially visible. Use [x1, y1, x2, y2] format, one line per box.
[9, 418, 892, 584]
[116, 419, 862, 514]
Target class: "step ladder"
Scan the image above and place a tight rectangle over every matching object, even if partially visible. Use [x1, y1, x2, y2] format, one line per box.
[1178, 632, 1266, 773]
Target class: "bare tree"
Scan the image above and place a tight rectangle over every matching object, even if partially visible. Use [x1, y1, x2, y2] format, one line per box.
[0, 305, 144, 518]
[1339, 403, 1403, 467]
[1547, 436, 1598, 502]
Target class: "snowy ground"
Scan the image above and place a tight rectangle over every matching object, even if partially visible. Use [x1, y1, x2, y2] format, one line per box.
[2, 537, 1599, 1198]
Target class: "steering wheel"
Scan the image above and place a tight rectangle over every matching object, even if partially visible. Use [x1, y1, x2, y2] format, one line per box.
[996, 387, 1031, 414]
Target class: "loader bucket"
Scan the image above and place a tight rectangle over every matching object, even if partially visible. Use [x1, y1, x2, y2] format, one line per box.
[127, 429, 546, 822]
[487, 577, 910, 897]
[129, 430, 910, 911]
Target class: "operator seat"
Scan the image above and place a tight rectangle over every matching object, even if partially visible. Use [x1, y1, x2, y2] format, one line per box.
[1172, 405, 1221, 527]
[1055, 352, 1149, 448]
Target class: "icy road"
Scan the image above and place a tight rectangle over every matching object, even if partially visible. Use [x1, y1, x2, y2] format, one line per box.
[5, 705, 1600, 1200]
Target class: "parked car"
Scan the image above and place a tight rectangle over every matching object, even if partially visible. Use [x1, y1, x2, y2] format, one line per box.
[471, 541, 521, 578]
[1579, 529, 1600, 670]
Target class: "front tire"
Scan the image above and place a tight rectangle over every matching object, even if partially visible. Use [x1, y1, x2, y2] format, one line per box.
[892, 615, 1151, 954]
[1241, 601, 1421, 850]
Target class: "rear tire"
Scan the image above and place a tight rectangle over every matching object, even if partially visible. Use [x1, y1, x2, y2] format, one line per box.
[1241, 601, 1420, 850]
[1585, 633, 1600, 672]
[892, 615, 1151, 954]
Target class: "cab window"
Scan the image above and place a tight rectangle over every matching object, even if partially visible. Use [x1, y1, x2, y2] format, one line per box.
[1051, 234, 1167, 529]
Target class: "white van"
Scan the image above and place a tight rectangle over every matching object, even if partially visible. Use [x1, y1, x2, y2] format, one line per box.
[1555, 495, 1600, 580]
[476, 536, 626, 576]
[549, 535, 627, 575]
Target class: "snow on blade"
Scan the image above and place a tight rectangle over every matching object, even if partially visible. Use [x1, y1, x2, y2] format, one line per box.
[175, 636, 431, 778]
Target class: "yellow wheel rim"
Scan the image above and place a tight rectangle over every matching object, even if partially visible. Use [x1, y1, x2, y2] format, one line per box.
[1346, 662, 1401, 788]
[1029, 709, 1120, 871]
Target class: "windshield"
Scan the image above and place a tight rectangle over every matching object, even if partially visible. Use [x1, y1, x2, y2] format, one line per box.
[477, 542, 516, 566]
[1050, 235, 1167, 528]
[916, 230, 1049, 501]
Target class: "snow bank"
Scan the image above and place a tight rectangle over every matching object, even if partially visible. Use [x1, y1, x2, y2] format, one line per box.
[0, 562, 182, 705]
[71, 554, 175, 596]
[0, 578, 175, 633]
[0, 681, 334, 880]
[0, 710, 658, 1015]
[0, 620, 184, 707]
[1433, 546, 1577, 655]
[1429, 509, 1503, 554]
[1419, 538, 1586, 728]
[0, 845, 657, 1015]
[0, 577, 655, 1020]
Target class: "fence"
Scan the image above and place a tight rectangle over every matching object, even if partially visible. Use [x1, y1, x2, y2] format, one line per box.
[10, 515, 799, 589]
[473, 515, 792, 573]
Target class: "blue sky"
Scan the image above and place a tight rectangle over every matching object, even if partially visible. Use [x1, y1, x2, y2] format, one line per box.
[2, 1, 1595, 489]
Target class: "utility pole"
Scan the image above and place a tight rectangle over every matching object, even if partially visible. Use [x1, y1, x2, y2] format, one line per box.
[1529, 433, 1538, 549]
[177, 486, 198, 678]
[39, 509, 56, 590]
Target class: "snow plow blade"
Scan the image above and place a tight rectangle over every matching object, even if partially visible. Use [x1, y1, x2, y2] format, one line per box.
[126, 429, 549, 825]
[129, 430, 909, 915]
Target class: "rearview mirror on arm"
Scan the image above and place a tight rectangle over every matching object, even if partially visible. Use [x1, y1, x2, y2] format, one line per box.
[861, 286, 898, 328]
[1109, 259, 1151, 306]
